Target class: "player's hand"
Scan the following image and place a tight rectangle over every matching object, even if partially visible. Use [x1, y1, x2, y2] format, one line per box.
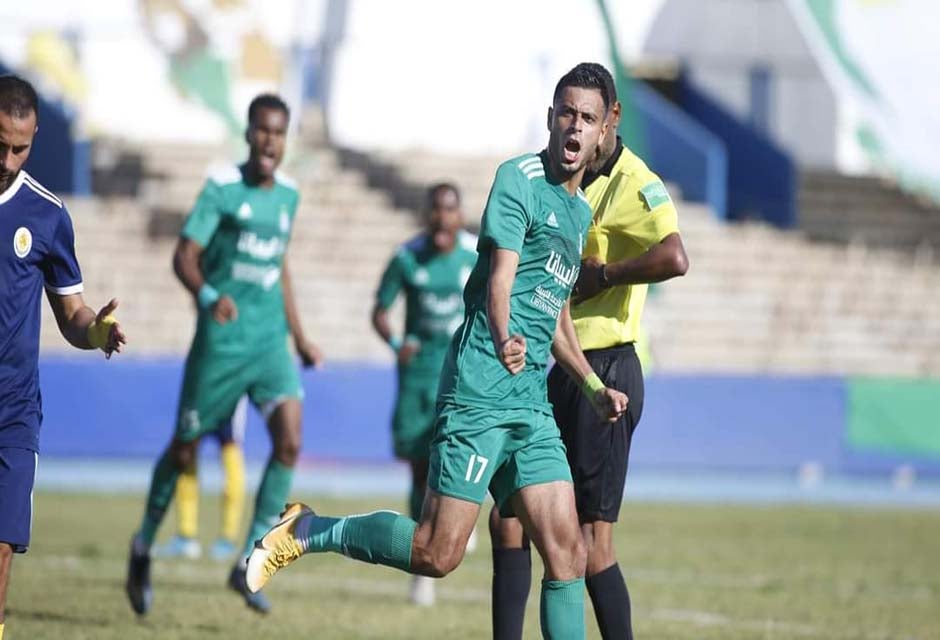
[211, 295, 238, 324]
[498, 335, 527, 375]
[590, 387, 628, 423]
[397, 339, 421, 366]
[96, 298, 127, 360]
[573, 256, 606, 304]
[295, 338, 323, 369]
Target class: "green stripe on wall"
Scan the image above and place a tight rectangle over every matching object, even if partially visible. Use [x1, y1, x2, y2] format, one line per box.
[847, 377, 940, 458]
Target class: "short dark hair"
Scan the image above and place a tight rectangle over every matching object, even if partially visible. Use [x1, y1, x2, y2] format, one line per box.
[0, 75, 39, 122]
[428, 182, 460, 208]
[553, 63, 613, 112]
[581, 62, 618, 104]
[247, 93, 289, 125]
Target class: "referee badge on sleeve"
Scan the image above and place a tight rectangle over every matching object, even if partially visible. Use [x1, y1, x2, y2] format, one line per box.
[13, 227, 32, 258]
[639, 182, 671, 211]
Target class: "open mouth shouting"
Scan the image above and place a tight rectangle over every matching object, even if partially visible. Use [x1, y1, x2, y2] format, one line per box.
[258, 148, 278, 173]
[563, 137, 582, 165]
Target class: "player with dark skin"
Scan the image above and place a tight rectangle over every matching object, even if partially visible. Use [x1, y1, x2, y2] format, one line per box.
[169, 105, 321, 477]
[371, 185, 464, 525]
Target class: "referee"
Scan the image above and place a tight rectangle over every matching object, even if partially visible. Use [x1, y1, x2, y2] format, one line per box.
[489, 63, 688, 640]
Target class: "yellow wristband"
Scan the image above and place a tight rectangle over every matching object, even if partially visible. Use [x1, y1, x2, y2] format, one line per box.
[87, 315, 117, 350]
[582, 372, 605, 397]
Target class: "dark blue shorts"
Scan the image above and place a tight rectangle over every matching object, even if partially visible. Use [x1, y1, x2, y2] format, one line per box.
[0, 447, 38, 553]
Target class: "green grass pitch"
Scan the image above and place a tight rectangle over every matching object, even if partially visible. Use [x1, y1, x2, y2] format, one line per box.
[7, 493, 939, 639]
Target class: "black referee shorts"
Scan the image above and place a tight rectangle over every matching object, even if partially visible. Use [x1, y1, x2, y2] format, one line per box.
[547, 343, 644, 523]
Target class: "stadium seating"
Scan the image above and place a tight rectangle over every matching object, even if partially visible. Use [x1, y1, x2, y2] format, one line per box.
[799, 170, 940, 250]
[39, 111, 422, 361]
[40, 118, 940, 377]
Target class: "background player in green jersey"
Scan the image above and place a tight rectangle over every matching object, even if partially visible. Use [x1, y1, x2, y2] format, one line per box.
[372, 182, 478, 606]
[125, 93, 321, 616]
[244, 64, 627, 639]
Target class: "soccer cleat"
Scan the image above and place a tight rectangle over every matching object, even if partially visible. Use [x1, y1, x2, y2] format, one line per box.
[245, 502, 312, 594]
[209, 537, 238, 562]
[153, 535, 202, 560]
[228, 565, 272, 614]
[125, 538, 153, 615]
[409, 575, 436, 607]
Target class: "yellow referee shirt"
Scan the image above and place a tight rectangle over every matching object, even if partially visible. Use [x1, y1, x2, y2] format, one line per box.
[572, 142, 679, 349]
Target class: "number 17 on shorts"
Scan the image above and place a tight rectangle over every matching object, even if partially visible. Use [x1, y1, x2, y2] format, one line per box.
[464, 454, 489, 484]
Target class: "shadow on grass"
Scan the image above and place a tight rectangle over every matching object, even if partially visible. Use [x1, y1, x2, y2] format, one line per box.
[7, 607, 110, 628]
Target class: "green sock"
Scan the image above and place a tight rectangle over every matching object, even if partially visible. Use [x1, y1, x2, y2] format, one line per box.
[540, 578, 586, 640]
[301, 510, 417, 573]
[242, 458, 294, 558]
[408, 485, 425, 521]
[138, 450, 181, 546]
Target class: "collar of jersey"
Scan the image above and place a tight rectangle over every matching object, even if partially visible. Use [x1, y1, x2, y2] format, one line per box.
[0, 171, 26, 206]
[582, 137, 625, 189]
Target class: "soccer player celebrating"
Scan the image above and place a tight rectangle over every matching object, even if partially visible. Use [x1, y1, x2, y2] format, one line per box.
[0, 75, 126, 640]
[371, 182, 478, 606]
[125, 93, 321, 616]
[490, 63, 689, 640]
[244, 64, 627, 638]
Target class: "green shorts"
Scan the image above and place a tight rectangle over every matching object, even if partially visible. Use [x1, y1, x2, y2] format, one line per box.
[392, 377, 438, 461]
[175, 344, 303, 442]
[428, 404, 572, 514]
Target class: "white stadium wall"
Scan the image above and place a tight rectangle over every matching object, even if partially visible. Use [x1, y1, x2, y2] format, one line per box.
[644, 0, 940, 196]
[1, 0, 938, 199]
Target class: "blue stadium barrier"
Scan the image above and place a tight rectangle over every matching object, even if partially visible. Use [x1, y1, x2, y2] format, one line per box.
[0, 62, 91, 195]
[676, 75, 797, 228]
[631, 81, 728, 218]
[35, 358, 940, 478]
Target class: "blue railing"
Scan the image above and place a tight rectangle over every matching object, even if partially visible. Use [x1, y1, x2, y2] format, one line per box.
[631, 80, 728, 218]
[677, 75, 796, 227]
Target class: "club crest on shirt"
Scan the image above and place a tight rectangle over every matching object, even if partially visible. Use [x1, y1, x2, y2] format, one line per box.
[13, 226, 32, 258]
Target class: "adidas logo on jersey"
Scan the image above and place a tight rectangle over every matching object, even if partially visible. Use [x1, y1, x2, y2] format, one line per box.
[546, 212, 559, 228]
[238, 202, 252, 219]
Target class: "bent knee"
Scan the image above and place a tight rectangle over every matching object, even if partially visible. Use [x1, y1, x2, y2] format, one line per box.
[414, 540, 465, 578]
[426, 550, 462, 578]
[171, 441, 196, 469]
[274, 438, 300, 466]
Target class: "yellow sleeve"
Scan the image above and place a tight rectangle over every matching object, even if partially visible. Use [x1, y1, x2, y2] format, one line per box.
[612, 167, 679, 249]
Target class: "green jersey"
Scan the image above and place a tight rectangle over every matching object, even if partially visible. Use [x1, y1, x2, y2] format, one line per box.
[376, 230, 478, 379]
[438, 152, 592, 412]
[181, 164, 299, 354]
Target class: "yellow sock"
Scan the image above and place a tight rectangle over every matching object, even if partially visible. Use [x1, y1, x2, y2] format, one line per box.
[176, 459, 199, 539]
[220, 442, 246, 542]
[1, 621, 5, 639]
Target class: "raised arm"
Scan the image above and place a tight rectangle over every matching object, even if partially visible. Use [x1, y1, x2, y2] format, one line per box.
[281, 253, 322, 368]
[551, 302, 627, 422]
[46, 292, 126, 357]
[488, 248, 526, 375]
